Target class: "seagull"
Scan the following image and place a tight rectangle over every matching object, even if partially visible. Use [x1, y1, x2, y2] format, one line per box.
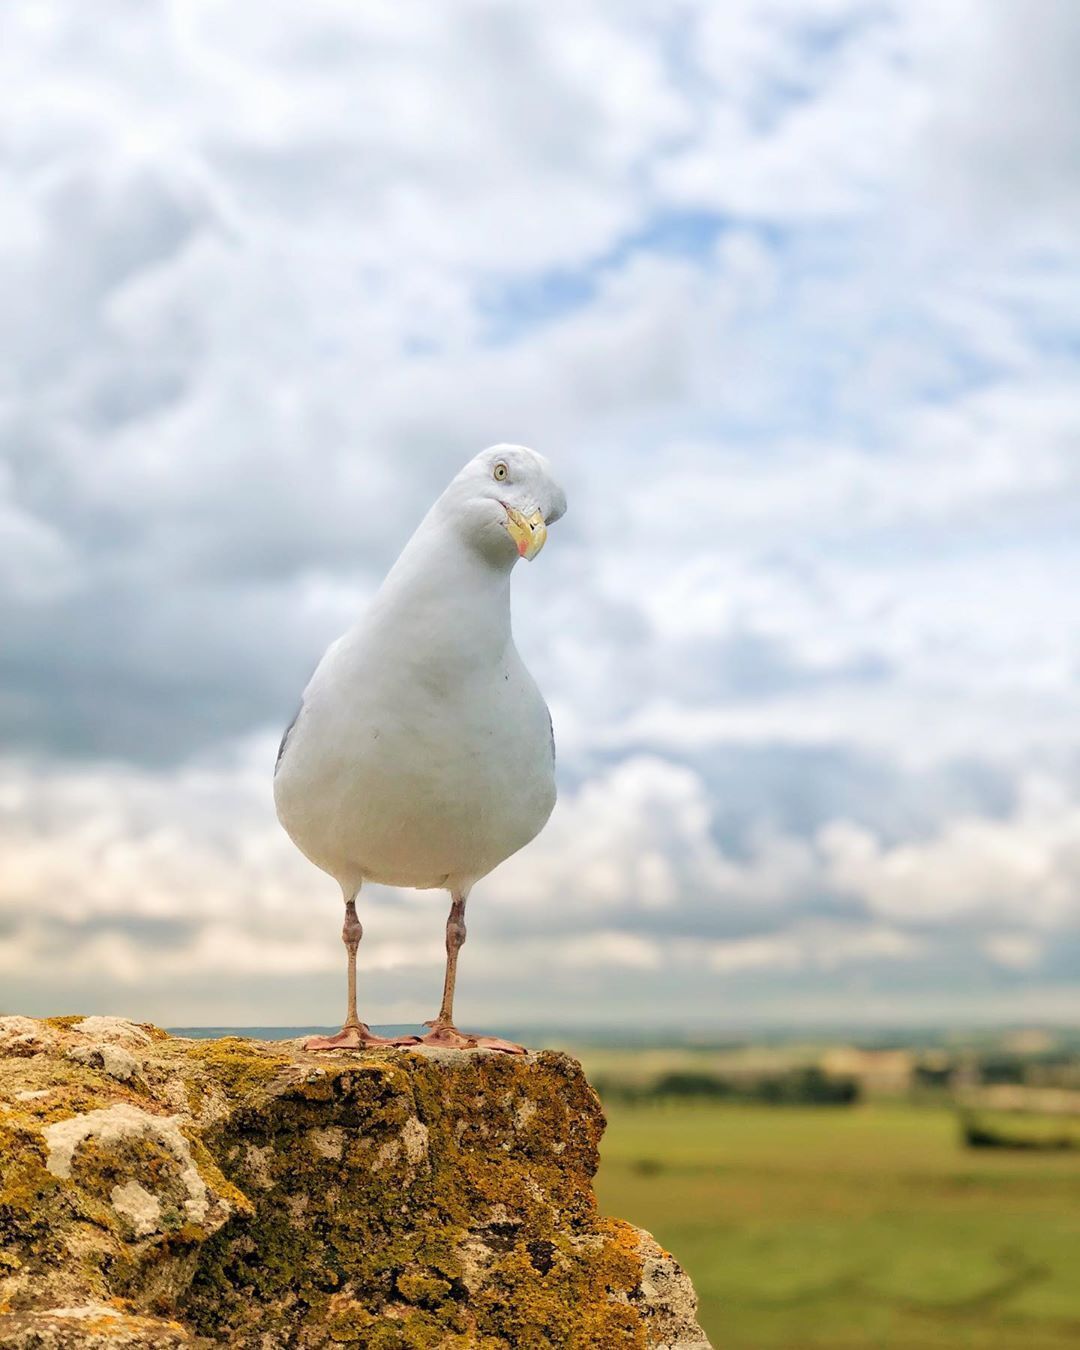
[274, 445, 566, 1053]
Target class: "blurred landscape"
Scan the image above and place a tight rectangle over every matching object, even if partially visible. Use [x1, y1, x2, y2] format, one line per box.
[570, 1026, 1080, 1347]
[177, 1024, 1080, 1348]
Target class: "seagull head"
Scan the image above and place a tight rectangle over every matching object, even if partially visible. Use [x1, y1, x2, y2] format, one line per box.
[445, 444, 566, 567]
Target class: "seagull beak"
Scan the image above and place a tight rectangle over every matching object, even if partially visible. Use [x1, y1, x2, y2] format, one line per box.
[504, 506, 547, 560]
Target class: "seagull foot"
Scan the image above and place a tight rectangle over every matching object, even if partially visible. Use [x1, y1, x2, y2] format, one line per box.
[417, 1020, 527, 1054]
[304, 1024, 420, 1051]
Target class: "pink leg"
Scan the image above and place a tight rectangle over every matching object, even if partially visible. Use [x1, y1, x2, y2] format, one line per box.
[416, 891, 526, 1055]
[306, 896, 418, 1051]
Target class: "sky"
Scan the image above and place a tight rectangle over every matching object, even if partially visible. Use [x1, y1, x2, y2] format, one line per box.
[2, 0, 1079, 1031]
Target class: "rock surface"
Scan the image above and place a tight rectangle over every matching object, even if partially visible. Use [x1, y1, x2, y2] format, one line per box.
[0, 1016, 711, 1348]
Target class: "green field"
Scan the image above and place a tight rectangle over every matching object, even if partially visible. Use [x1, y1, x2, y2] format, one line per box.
[595, 1101, 1080, 1349]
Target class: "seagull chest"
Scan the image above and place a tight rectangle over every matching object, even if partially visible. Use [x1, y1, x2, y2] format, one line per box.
[273, 647, 556, 895]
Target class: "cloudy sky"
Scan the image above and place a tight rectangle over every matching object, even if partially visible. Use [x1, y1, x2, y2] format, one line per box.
[2, 0, 1079, 1031]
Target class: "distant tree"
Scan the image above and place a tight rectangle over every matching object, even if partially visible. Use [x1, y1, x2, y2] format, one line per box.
[653, 1072, 732, 1100]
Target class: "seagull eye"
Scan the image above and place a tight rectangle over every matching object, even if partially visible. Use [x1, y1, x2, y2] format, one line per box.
[493, 462, 509, 482]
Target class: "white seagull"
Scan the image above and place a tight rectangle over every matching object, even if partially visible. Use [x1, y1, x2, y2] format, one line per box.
[274, 445, 566, 1053]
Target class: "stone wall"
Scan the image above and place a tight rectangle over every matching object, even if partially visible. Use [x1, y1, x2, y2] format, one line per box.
[0, 1016, 711, 1349]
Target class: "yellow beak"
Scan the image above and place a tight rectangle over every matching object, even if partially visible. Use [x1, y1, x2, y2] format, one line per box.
[504, 506, 548, 560]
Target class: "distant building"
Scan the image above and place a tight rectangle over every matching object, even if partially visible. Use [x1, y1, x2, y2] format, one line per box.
[1001, 1029, 1056, 1055]
[820, 1047, 915, 1096]
[961, 1085, 1080, 1117]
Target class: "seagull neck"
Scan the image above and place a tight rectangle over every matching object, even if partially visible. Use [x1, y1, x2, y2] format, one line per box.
[371, 521, 514, 660]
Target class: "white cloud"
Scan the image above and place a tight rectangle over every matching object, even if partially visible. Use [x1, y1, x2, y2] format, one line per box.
[492, 755, 819, 918]
[982, 932, 1044, 972]
[823, 777, 1080, 929]
[907, 0, 1080, 239]
[561, 933, 662, 971]
[707, 923, 922, 975]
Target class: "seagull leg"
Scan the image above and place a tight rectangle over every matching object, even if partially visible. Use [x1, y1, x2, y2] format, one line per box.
[306, 894, 419, 1050]
[418, 890, 526, 1054]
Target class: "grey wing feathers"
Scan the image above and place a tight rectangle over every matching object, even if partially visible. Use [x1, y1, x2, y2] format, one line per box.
[275, 703, 301, 774]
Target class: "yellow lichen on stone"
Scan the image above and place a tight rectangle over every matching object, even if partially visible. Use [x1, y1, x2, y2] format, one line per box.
[182, 1037, 292, 1102]
[395, 1269, 452, 1306]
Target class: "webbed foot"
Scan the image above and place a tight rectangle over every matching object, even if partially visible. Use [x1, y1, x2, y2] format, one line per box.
[416, 1020, 527, 1054]
[304, 1024, 419, 1051]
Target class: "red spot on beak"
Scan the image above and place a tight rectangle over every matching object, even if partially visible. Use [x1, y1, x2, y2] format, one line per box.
[516, 536, 528, 557]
